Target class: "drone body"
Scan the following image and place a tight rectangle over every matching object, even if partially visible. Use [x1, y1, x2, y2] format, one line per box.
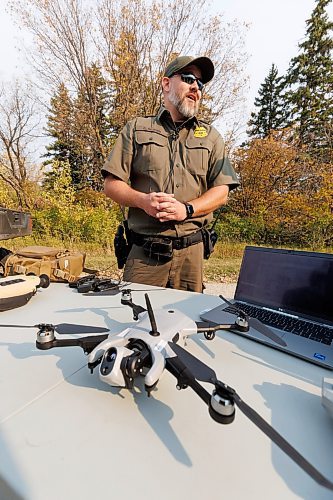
[88, 305, 197, 392]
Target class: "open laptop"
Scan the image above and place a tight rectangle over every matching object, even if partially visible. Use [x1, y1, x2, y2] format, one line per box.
[200, 246, 333, 369]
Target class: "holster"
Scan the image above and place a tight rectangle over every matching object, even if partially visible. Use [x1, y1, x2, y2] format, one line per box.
[201, 228, 218, 260]
[114, 221, 133, 269]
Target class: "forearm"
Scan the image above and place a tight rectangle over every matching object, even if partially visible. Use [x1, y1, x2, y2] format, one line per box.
[188, 185, 229, 217]
[104, 175, 146, 208]
[156, 185, 230, 222]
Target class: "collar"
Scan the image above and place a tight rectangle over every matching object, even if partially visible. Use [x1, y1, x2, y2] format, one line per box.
[156, 105, 199, 130]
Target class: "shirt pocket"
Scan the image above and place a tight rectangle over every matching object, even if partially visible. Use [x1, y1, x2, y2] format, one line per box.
[134, 130, 169, 172]
[185, 137, 213, 175]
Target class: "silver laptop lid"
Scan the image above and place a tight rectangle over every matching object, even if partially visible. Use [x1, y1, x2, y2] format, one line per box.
[235, 246, 333, 326]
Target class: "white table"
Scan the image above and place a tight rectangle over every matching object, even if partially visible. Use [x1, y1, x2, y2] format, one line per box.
[1, 283, 332, 500]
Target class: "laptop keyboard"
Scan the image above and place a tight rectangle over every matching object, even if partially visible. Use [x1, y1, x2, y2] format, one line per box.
[226, 302, 333, 346]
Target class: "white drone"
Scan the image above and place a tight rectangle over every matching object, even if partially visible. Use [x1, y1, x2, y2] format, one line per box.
[2, 289, 332, 491]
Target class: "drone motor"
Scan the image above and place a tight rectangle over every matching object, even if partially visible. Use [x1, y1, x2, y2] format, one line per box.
[36, 324, 55, 344]
[209, 389, 235, 424]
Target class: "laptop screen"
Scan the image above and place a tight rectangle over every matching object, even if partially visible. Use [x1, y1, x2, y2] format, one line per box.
[235, 247, 333, 325]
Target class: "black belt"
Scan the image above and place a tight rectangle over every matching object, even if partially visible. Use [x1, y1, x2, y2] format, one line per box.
[131, 230, 203, 250]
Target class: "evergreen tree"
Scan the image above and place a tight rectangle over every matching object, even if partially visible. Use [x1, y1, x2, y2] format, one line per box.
[247, 64, 287, 138]
[72, 64, 115, 190]
[45, 65, 115, 190]
[44, 83, 83, 187]
[285, 0, 333, 159]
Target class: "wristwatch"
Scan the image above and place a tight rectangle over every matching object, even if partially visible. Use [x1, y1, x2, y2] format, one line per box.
[184, 203, 194, 220]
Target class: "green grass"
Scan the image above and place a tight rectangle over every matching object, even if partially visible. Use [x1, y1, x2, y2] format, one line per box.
[2, 237, 332, 284]
[2, 237, 243, 283]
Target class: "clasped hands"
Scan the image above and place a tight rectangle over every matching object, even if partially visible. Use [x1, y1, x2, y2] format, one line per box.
[141, 192, 188, 222]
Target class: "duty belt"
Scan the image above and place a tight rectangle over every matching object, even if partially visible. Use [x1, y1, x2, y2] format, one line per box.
[131, 230, 203, 250]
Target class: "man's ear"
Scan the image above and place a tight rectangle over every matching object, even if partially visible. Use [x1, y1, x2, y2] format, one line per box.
[161, 76, 170, 92]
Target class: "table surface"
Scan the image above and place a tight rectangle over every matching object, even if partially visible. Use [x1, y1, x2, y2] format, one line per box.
[1, 282, 333, 500]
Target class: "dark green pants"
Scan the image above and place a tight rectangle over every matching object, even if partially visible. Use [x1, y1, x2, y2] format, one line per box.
[123, 242, 204, 292]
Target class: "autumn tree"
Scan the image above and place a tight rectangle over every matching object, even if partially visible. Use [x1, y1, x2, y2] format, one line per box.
[11, 0, 248, 148]
[230, 131, 306, 218]
[284, 0, 333, 160]
[229, 130, 333, 245]
[0, 83, 41, 208]
[247, 64, 287, 138]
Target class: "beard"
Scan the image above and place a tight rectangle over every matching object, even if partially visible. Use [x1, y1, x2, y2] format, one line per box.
[168, 86, 200, 119]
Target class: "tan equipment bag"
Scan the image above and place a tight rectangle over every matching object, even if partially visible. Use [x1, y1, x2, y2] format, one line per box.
[0, 246, 89, 283]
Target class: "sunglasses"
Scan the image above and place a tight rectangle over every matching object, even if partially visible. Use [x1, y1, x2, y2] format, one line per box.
[174, 73, 204, 91]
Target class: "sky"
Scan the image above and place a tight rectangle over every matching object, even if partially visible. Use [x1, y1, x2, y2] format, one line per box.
[219, 0, 333, 108]
[0, 0, 332, 122]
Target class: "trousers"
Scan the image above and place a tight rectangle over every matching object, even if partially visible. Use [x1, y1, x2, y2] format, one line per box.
[123, 242, 204, 292]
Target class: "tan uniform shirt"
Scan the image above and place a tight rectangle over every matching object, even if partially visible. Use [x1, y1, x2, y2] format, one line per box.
[102, 106, 239, 237]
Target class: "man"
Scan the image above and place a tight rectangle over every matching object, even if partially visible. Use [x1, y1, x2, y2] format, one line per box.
[102, 55, 239, 292]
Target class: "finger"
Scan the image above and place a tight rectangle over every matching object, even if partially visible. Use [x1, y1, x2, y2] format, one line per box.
[157, 202, 174, 211]
[156, 212, 174, 220]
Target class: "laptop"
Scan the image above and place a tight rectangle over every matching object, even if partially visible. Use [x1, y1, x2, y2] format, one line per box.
[200, 246, 333, 369]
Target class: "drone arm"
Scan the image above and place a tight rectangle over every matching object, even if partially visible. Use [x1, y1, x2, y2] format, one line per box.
[36, 334, 109, 353]
[196, 321, 239, 333]
[165, 356, 211, 406]
[231, 390, 333, 490]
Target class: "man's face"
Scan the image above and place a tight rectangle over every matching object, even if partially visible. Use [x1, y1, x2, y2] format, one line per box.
[164, 64, 203, 120]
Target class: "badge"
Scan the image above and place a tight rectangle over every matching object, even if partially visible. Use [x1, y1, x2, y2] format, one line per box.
[194, 126, 208, 138]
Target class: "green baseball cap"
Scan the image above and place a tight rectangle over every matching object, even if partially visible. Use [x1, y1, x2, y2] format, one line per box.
[164, 55, 215, 84]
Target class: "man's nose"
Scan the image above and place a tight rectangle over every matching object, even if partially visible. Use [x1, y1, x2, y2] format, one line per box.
[190, 80, 199, 91]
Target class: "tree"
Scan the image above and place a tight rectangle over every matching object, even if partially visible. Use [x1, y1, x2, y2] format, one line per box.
[44, 84, 76, 176]
[285, 0, 333, 160]
[247, 64, 287, 138]
[71, 64, 114, 189]
[229, 129, 333, 246]
[45, 66, 114, 189]
[0, 83, 40, 208]
[11, 0, 249, 144]
[230, 130, 306, 218]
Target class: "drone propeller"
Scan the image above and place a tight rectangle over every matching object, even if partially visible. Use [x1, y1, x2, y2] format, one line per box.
[169, 342, 333, 490]
[0, 323, 110, 335]
[219, 294, 287, 347]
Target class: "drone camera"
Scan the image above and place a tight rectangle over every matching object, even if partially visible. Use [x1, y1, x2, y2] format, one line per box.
[120, 340, 152, 388]
[101, 347, 118, 376]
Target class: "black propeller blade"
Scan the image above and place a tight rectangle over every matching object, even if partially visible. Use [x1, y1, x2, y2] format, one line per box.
[0, 323, 110, 335]
[169, 341, 333, 491]
[219, 294, 287, 347]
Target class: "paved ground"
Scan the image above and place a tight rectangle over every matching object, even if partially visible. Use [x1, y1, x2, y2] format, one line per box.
[203, 282, 237, 299]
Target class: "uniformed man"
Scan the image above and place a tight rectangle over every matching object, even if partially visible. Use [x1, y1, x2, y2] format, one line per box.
[102, 55, 239, 292]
